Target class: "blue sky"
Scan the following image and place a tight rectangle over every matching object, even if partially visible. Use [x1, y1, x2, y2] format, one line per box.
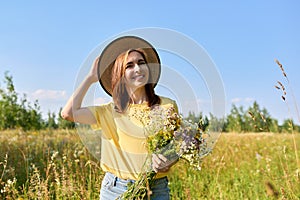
[0, 1, 299, 125]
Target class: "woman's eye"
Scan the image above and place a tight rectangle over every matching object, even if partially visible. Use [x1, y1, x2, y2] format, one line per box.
[126, 64, 133, 69]
[138, 61, 146, 65]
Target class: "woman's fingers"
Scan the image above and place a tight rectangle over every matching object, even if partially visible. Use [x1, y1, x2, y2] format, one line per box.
[152, 154, 170, 173]
[88, 56, 100, 83]
[157, 154, 168, 162]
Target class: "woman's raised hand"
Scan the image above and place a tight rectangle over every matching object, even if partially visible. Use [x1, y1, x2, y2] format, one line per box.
[87, 56, 100, 83]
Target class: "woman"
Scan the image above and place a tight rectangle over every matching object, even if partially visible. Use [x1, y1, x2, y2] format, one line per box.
[61, 36, 178, 199]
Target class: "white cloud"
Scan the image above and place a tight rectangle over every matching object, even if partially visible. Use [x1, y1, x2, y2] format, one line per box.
[231, 97, 255, 104]
[196, 98, 209, 104]
[30, 89, 67, 100]
[245, 97, 255, 103]
[231, 98, 242, 103]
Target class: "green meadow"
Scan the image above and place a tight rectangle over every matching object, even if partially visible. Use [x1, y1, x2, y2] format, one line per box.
[0, 130, 299, 199]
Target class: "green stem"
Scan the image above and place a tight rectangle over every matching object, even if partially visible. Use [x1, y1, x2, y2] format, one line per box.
[119, 170, 157, 200]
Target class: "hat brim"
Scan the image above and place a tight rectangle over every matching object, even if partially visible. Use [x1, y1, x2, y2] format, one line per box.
[97, 36, 161, 96]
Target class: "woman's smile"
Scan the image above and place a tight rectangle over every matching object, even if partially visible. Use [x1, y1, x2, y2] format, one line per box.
[132, 74, 145, 80]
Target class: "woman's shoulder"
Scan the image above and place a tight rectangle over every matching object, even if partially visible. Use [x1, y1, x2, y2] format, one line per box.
[89, 101, 114, 112]
[159, 96, 176, 104]
[158, 96, 178, 113]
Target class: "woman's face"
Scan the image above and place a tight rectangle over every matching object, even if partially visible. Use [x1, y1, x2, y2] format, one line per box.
[124, 51, 149, 92]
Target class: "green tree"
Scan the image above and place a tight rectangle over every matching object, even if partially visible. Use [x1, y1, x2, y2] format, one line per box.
[225, 102, 278, 133]
[208, 113, 225, 132]
[269, 118, 280, 133]
[280, 119, 298, 133]
[0, 72, 18, 129]
[46, 111, 58, 129]
[0, 72, 44, 130]
[246, 102, 273, 132]
[225, 104, 244, 132]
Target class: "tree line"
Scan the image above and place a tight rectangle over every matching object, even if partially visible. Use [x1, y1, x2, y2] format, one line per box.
[0, 72, 299, 132]
[0, 72, 74, 130]
[186, 103, 299, 133]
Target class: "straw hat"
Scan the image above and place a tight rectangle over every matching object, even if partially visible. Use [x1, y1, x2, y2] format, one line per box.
[97, 36, 161, 96]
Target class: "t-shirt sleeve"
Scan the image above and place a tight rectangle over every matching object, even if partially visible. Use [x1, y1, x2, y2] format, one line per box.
[88, 103, 113, 130]
[87, 103, 116, 139]
[87, 106, 102, 130]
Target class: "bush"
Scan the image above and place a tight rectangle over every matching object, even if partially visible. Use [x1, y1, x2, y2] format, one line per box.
[0, 72, 43, 130]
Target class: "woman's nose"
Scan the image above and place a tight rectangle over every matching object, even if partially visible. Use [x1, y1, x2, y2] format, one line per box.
[134, 63, 141, 72]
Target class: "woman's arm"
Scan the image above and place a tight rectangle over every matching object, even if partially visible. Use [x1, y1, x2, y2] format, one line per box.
[61, 57, 99, 125]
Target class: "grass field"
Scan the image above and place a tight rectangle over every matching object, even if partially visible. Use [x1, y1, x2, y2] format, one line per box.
[0, 130, 299, 199]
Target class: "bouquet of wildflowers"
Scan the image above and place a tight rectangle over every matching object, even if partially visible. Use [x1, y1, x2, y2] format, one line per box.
[120, 105, 212, 200]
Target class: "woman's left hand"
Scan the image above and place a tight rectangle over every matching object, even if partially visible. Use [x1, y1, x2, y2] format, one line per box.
[152, 154, 176, 173]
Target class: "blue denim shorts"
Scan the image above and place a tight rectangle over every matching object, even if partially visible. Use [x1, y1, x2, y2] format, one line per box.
[99, 172, 170, 200]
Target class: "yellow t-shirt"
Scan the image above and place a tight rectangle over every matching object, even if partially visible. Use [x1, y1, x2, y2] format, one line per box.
[88, 96, 178, 180]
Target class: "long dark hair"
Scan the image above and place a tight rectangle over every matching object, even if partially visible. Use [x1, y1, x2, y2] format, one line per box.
[111, 49, 160, 113]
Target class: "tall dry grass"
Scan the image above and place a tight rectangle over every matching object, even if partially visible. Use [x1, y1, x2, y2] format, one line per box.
[1, 130, 299, 199]
[170, 132, 300, 199]
[274, 59, 300, 176]
[0, 129, 104, 199]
